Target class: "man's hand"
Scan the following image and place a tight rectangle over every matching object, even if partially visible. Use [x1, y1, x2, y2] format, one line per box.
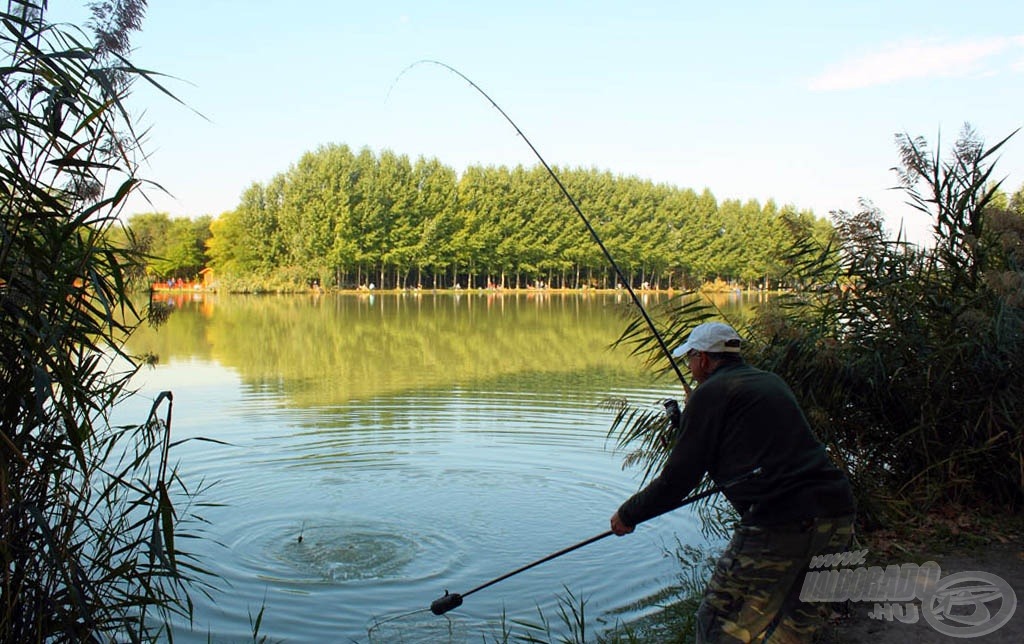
[663, 399, 681, 428]
[610, 511, 634, 536]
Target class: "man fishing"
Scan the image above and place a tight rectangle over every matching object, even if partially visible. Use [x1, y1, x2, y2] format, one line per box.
[610, 322, 856, 643]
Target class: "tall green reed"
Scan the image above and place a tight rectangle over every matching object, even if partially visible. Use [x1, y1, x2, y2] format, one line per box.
[1, 1, 212, 640]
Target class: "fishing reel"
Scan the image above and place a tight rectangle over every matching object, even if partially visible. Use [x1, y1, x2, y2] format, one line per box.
[662, 398, 681, 429]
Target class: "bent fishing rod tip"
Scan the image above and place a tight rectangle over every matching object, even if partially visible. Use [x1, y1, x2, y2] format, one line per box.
[430, 589, 463, 615]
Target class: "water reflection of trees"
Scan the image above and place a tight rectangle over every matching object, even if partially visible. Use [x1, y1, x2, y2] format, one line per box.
[132, 292, 731, 405]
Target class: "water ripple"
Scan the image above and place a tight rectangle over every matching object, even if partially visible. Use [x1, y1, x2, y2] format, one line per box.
[156, 377, 692, 642]
[220, 515, 462, 587]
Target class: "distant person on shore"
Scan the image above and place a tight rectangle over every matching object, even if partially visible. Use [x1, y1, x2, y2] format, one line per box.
[610, 322, 856, 643]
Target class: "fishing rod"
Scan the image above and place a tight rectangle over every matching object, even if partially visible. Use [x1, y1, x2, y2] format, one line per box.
[399, 60, 691, 395]
[429, 467, 761, 615]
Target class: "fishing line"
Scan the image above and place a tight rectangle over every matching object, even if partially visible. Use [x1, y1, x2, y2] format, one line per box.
[367, 607, 431, 630]
[366, 606, 450, 642]
[389, 60, 691, 394]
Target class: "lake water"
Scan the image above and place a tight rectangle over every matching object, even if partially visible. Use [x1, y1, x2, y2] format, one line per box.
[118, 290, 741, 643]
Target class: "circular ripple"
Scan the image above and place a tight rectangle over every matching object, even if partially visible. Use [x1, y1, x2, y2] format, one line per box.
[221, 515, 461, 586]
[279, 526, 416, 582]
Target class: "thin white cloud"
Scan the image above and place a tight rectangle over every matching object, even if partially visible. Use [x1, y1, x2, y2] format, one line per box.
[809, 35, 1024, 91]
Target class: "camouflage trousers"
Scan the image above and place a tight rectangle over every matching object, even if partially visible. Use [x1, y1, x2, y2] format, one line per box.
[695, 515, 855, 644]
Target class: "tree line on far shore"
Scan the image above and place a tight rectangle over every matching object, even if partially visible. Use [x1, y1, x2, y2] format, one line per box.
[125, 144, 837, 292]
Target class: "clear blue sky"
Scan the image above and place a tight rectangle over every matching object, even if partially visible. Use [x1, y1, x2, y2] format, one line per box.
[54, 0, 1024, 244]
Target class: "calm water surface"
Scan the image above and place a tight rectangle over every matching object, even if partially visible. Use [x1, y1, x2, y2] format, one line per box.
[118, 291, 741, 643]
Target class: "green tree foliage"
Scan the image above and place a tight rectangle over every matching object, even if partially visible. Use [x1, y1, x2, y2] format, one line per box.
[207, 180, 287, 289]
[1010, 182, 1024, 216]
[412, 157, 459, 288]
[198, 147, 831, 292]
[125, 212, 212, 281]
[1, 1, 208, 640]
[615, 125, 1023, 527]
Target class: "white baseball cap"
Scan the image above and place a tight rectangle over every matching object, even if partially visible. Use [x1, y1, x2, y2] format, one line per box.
[671, 322, 742, 357]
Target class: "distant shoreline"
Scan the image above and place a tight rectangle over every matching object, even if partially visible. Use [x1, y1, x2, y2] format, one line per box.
[148, 285, 779, 296]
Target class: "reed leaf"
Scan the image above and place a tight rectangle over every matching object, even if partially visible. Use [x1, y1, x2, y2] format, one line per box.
[1, 2, 212, 641]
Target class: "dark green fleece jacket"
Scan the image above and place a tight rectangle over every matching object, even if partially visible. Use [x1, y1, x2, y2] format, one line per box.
[617, 361, 855, 527]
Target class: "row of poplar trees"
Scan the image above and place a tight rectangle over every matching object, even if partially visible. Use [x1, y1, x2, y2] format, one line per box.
[202, 144, 832, 292]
